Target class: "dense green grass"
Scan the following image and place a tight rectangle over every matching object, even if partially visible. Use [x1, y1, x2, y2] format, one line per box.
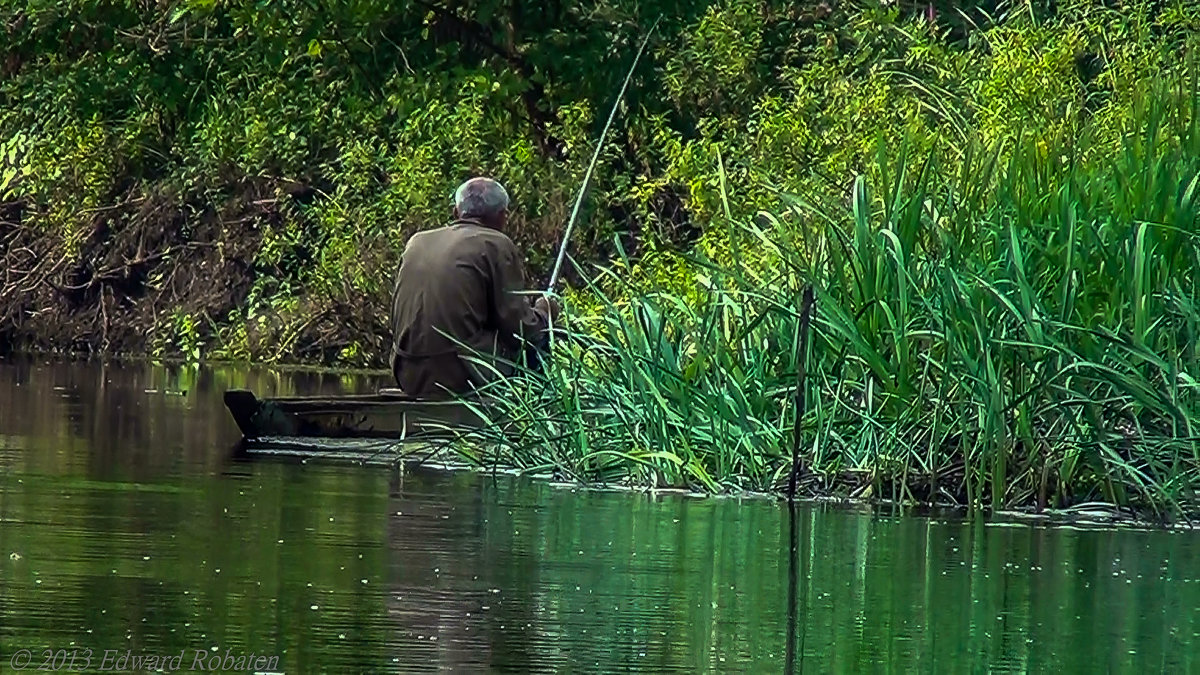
[444, 76, 1200, 522]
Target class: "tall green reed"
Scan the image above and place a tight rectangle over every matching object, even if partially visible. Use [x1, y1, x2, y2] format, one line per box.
[450, 76, 1200, 521]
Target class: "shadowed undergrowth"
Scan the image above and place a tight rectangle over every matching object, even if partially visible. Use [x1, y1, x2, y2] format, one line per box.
[445, 78, 1200, 522]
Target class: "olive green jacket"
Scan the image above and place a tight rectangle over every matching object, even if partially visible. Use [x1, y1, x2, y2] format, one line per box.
[388, 218, 550, 398]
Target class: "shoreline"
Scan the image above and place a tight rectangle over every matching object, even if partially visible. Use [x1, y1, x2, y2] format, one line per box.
[8, 349, 1197, 528]
[233, 434, 1200, 531]
[2, 348, 392, 378]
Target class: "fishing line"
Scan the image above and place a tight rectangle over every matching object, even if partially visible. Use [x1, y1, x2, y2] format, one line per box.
[546, 15, 662, 293]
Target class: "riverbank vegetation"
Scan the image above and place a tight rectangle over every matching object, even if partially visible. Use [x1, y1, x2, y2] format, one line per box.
[457, 76, 1200, 521]
[3, 1, 1198, 517]
[2, 0, 1191, 362]
[452, 4, 1200, 519]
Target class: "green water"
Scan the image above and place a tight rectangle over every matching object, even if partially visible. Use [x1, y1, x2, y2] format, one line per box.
[1, 356, 1198, 673]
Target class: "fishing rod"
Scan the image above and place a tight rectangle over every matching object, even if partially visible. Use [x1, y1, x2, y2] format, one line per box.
[545, 15, 663, 293]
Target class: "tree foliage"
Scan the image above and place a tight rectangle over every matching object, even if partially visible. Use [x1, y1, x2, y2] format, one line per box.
[0, 0, 1195, 364]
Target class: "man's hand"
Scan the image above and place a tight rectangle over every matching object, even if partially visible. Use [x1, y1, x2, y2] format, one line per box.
[535, 294, 562, 322]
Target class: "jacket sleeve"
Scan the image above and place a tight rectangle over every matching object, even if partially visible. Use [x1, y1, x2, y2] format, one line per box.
[486, 236, 549, 348]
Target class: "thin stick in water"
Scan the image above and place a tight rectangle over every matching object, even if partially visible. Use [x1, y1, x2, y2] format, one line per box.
[787, 285, 815, 501]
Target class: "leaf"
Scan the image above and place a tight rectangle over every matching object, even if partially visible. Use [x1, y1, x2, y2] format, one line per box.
[0, 167, 16, 196]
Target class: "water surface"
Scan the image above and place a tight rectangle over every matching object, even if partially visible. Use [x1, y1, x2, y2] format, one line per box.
[1, 356, 1197, 672]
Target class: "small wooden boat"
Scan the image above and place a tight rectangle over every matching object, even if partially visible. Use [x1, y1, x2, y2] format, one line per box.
[223, 388, 496, 441]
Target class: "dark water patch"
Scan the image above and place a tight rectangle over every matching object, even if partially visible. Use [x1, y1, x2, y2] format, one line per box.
[1, 356, 1198, 672]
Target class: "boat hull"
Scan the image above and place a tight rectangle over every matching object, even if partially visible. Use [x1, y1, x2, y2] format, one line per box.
[223, 388, 493, 441]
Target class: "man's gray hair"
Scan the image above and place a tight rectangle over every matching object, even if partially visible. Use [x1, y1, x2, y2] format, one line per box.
[454, 177, 510, 219]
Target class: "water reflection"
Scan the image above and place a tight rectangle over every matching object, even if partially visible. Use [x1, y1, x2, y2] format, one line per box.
[1, 356, 1197, 672]
[784, 500, 802, 675]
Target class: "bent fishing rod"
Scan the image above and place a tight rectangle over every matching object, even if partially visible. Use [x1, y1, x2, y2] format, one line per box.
[545, 15, 662, 293]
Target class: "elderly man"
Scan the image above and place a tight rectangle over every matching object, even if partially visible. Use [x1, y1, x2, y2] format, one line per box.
[388, 177, 560, 399]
